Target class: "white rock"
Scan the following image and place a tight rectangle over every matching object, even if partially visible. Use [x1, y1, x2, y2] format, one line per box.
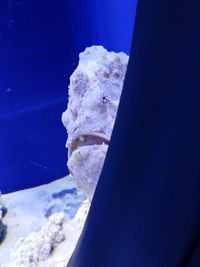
[8, 212, 65, 267]
[74, 199, 90, 227]
[62, 46, 129, 199]
[48, 212, 65, 225]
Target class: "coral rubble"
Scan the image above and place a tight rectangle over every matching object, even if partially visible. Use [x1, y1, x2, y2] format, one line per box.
[7, 212, 65, 267]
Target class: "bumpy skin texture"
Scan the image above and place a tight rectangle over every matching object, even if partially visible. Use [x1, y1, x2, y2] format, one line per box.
[62, 46, 129, 199]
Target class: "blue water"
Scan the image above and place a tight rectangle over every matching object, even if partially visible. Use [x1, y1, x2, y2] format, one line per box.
[0, 0, 137, 193]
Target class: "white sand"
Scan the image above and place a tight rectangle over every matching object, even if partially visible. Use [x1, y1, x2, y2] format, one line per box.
[0, 175, 88, 266]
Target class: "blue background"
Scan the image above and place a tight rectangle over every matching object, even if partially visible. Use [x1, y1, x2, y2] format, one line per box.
[0, 0, 137, 193]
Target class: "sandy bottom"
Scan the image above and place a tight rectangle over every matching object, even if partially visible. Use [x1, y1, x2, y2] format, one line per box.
[0, 175, 88, 266]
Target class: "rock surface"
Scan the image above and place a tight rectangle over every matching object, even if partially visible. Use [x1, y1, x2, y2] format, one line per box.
[74, 199, 90, 227]
[62, 46, 129, 199]
[0, 218, 4, 244]
[0, 177, 86, 267]
[8, 212, 65, 267]
[0, 193, 7, 244]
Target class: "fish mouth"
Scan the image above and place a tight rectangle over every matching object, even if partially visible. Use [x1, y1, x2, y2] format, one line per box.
[69, 134, 109, 157]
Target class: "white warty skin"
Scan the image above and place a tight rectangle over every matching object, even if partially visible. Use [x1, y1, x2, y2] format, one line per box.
[62, 46, 129, 199]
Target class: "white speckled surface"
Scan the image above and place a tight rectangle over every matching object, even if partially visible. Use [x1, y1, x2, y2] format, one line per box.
[62, 46, 129, 199]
